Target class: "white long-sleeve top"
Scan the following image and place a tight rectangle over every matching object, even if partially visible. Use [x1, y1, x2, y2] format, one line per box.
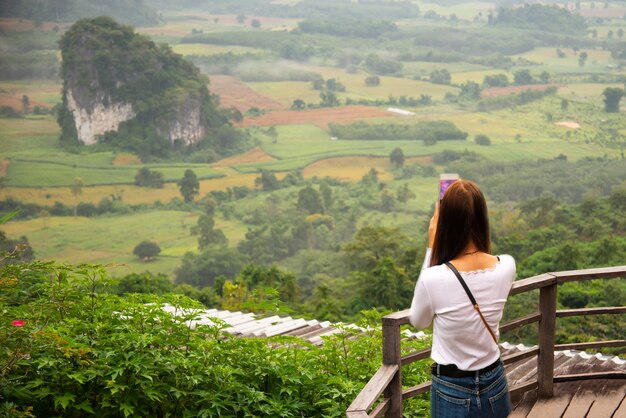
[409, 249, 516, 370]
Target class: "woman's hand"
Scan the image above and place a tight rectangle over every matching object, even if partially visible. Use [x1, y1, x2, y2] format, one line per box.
[428, 201, 439, 248]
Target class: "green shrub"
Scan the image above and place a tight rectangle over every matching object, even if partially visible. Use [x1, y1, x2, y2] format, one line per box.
[0, 261, 431, 417]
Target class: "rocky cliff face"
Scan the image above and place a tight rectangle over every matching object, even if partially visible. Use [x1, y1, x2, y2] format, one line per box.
[58, 17, 222, 152]
[66, 89, 135, 146]
[157, 93, 206, 146]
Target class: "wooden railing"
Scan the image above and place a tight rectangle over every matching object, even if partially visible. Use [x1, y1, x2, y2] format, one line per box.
[346, 266, 626, 418]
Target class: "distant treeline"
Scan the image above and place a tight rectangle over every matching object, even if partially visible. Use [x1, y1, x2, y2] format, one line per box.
[182, 32, 317, 61]
[147, 0, 421, 20]
[329, 121, 468, 143]
[0, 0, 158, 25]
[491, 4, 587, 36]
[297, 18, 397, 38]
[445, 153, 626, 204]
[411, 26, 592, 57]
[477, 86, 557, 111]
[189, 54, 322, 82]
[0, 31, 59, 80]
[397, 51, 513, 69]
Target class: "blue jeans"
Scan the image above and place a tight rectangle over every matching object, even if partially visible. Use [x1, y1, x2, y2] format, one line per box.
[431, 363, 511, 418]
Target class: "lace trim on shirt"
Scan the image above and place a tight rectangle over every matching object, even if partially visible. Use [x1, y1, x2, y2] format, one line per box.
[446, 258, 502, 275]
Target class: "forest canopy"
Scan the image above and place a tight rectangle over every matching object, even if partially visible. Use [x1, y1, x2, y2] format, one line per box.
[491, 4, 587, 35]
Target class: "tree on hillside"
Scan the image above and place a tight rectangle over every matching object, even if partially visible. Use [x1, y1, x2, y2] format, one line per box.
[21, 95, 30, 114]
[365, 75, 380, 86]
[578, 51, 588, 67]
[251, 19, 261, 28]
[176, 246, 244, 287]
[483, 74, 508, 87]
[178, 169, 199, 202]
[255, 170, 279, 191]
[320, 91, 339, 107]
[71, 177, 84, 217]
[429, 69, 451, 85]
[602, 87, 624, 113]
[396, 183, 416, 203]
[513, 69, 533, 85]
[344, 226, 408, 271]
[353, 256, 413, 311]
[459, 81, 481, 100]
[135, 167, 164, 188]
[236, 14, 246, 24]
[133, 240, 161, 261]
[320, 183, 334, 211]
[389, 147, 405, 168]
[539, 71, 550, 83]
[194, 214, 228, 249]
[380, 189, 395, 212]
[297, 186, 325, 214]
[291, 99, 306, 110]
[475, 134, 492, 146]
[115, 272, 172, 294]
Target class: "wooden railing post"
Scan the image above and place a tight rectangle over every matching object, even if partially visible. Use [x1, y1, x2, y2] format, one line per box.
[537, 282, 556, 397]
[382, 317, 402, 417]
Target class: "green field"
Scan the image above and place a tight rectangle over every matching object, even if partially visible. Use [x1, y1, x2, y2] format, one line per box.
[247, 66, 458, 104]
[0, 210, 248, 277]
[172, 43, 262, 56]
[513, 47, 617, 74]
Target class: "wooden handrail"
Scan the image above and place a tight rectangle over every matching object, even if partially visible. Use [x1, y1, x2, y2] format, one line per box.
[347, 364, 398, 414]
[346, 265, 626, 418]
[556, 306, 626, 317]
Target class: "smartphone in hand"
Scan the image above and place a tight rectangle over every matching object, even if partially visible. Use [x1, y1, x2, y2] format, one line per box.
[439, 173, 459, 202]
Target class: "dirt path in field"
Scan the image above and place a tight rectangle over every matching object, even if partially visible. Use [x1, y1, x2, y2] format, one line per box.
[209, 75, 285, 112]
[112, 154, 142, 165]
[238, 105, 393, 128]
[302, 154, 434, 181]
[0, 92, 50, 111]
[555, 121, 580, 129]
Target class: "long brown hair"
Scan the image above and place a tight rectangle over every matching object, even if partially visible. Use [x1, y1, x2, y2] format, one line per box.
[430, 180, 490, 266]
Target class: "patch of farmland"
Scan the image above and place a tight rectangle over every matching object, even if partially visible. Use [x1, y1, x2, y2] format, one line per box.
[559, 83, 623, 106]
[247, 64, 457, 103]
[407, 1, 494, 19]
[112, 154, 142, 166]
[513, 47, 613, 73]
[302, 156, 395, 182]
[0, 160, 10, 177]
[0, 18, 69, 32]
[0, 80, 61, 107]
[172, 43, 229, 55]
[238, 106, 394, 128]
[481, 84, 564, 97]
[403, 62, 489, 79]
[451, 69, 514, 85]
[171, 12, 299, 29]
[0, 91, 51, 111]
[213, 147, 276, 167]
[0, 173, 261, 206]
[172, 43, 262, 56]
[209, 75, 285, 112]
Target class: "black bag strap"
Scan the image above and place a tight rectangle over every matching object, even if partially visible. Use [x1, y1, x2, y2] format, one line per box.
[445, 261, 499, 346]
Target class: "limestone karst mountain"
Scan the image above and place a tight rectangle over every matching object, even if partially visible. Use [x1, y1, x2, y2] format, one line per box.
[57, 16, 227, 157]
